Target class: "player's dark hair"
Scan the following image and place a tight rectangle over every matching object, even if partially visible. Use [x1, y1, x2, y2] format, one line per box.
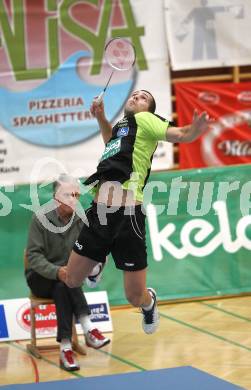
[141, 89, 156, 113]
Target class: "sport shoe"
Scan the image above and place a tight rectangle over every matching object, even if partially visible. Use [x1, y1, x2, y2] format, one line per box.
[141, 288, 159, 334]
[85, 328, 110, 349]
[60, 349, 80, 371]
[85, 262, 105, 288]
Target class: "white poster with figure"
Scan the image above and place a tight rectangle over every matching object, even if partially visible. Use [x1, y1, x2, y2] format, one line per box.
[0, 0, 172, 185]
[164, 0, 251, 70]
[0, 291, 112, 342]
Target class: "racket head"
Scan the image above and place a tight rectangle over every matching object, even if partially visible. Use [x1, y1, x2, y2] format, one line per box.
[104, 38, 136, 71]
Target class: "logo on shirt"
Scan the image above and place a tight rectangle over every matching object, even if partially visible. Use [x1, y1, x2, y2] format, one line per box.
[117, 118, 129, 126]
[75, 240, 83, 251]
[101, 138, 121, 161]
[117, 127, 129, 137]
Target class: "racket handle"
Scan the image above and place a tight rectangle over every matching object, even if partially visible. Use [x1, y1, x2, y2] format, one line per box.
[95, 70, 114, 104]
[95, 91, 104, 104]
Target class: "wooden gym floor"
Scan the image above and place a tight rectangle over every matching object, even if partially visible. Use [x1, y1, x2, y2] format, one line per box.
[1, 295, 251, 389]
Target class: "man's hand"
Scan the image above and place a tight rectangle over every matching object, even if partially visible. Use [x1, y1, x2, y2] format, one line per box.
[57, 266, 67, 282]
[190, 109, 211, 137]
[90, 97, 105, 120]
[90, 97, 113, 144]
[166, 109, 213, 143]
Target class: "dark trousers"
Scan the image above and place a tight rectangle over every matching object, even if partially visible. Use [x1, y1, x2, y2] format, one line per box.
[26, 271, 90, 342]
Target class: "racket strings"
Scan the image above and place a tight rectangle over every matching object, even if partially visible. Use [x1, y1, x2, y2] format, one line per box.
[105, 38, 136, 71]
[95, 37, 136, 101]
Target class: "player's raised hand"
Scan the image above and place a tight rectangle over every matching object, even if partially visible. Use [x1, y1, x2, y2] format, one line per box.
[191, 109, 212, 135]
[90, 96, 105, 119]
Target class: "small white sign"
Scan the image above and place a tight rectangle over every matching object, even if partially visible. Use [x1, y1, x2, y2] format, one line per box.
[0, 291, 112, 342]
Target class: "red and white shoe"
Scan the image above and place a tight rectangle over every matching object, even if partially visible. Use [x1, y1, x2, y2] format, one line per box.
[85, 328, 110, 349]
[60, 349, 80, 371]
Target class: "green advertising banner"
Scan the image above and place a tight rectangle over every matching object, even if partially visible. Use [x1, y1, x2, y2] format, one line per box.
[145, 165, 251, 303]
[1, 164, 251, 305]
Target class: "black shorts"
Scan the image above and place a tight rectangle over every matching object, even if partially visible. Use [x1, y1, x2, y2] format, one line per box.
[73, 203, 147, 271]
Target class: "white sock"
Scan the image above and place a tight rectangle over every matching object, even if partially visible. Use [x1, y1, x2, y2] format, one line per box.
[78, 314, 93, 335]
[60, 338, 72, 352]
[141, 296, 154, 311]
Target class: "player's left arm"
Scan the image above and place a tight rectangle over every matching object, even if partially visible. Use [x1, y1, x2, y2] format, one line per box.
[166, 110, 212, 143]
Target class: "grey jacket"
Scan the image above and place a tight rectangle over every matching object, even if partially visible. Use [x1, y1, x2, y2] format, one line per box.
[26, 208, 83, 280]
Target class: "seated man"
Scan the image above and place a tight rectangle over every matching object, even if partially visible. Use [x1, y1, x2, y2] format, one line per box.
[25, 173, 110, 371]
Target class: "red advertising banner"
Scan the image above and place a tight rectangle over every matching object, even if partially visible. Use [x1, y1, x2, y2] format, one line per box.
[175, 82, 251, 168]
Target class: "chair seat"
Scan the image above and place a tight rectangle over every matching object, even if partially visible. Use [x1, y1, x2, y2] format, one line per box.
[29, 294, 54, 304]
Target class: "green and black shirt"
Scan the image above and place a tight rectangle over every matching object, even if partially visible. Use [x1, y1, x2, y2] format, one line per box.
[85, 111, 169, 202]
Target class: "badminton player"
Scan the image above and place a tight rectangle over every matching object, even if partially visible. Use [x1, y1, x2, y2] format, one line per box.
[66, 90, 211, 334]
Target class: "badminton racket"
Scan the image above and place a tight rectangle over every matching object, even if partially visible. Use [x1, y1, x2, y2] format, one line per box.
[95, 37, 136, 103]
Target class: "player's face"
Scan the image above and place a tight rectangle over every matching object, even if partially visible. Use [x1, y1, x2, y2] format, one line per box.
[124, 90, 152, 115]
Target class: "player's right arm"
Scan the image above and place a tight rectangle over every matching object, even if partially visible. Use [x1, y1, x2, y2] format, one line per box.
[90, 98, 112, 144]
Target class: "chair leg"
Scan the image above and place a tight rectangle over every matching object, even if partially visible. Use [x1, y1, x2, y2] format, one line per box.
[72, 321, 87, 356]
[26, 302, 84, 357]
[26, 304, 42, 359]
[30, 305, 36, 347]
